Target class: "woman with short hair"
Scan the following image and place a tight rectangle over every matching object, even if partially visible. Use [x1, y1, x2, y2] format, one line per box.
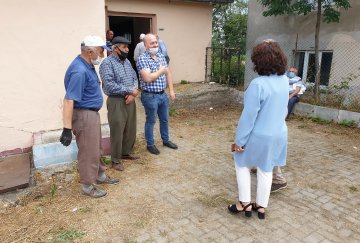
[228, 39, 288, 219]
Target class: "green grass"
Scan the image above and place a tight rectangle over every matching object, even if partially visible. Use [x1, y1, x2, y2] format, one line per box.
[101, 156, 112, 165]
[308, 116, 331, 125]
[169, 108, 177, 116]
[50, 184, 57, 199]
[54, 229, 86, 243]
[349, 186, 358, 193]
[180, 80, 189, 84]
[124, 240, 137, 243]
[339, 119, 357, 128]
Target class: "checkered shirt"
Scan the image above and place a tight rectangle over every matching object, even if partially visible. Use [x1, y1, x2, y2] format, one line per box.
[99, 55, 138, 96]
[137, 51, 168, 92]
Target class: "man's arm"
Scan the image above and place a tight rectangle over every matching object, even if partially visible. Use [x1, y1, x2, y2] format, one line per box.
[63, 99, 74, 129]
[289, 87, 301, 99]
[60, 99, 74, 146]
[166, 67, 175, 101]
[140, 66, 167, 83]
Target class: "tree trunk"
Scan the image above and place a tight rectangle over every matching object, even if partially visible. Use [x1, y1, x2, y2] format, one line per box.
[314, 0, 322, 103]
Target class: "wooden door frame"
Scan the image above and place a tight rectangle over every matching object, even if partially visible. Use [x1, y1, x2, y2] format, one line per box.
[105, 6, 157, 33]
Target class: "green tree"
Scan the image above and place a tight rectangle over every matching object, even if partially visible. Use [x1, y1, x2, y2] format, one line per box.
[258, 0, 351, 103]
[212, 0, 248, 52]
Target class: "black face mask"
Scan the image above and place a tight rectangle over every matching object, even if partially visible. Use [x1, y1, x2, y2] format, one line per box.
[116, 47, 128, 61]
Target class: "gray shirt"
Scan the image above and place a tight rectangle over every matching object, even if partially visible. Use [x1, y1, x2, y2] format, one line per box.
[134, 42, 146, 63]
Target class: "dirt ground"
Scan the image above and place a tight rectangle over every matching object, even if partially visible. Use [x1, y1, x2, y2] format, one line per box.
[1, 85, 360, 242]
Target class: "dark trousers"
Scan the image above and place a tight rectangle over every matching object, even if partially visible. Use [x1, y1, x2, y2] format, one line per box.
[72, 109, 106, 185]
[107, 96, 137, 163]
[287, 96, 300, 118]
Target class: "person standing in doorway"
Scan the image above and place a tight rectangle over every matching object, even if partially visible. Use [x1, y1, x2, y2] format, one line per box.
[106, 30, 114, 55]
[100, 36, 140, 171]
[156, 34, 170, 65]
[137, 33, 177, 155]
[134, 33, 146, 64]
[60, 36, 119, 198]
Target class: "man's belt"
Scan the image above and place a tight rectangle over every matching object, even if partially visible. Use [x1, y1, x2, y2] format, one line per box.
[142, 90, 165, 94]
[74, 107, 99, 112]
[108, 94, 125, 98]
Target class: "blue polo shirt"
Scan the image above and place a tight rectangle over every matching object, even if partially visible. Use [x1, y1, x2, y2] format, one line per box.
[64, 55, 103, 110]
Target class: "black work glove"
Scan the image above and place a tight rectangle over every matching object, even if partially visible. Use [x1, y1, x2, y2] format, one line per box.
[60, 128, 72, 146]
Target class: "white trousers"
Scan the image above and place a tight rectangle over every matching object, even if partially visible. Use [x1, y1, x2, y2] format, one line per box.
[235, 164, 273, 208]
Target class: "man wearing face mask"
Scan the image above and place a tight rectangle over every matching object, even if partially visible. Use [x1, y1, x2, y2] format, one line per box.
[137, 33, 177, 155]
[99, 36, 139, 171]
[60, 36, 119, 198]
[271, 67, 303, 193]
[287, 67, 303, 120]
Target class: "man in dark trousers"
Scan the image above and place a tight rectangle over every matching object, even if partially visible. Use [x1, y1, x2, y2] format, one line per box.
[60, 36, 119, 198]
[100, 36, 140, 171]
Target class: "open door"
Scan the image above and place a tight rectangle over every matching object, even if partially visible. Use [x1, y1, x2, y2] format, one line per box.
[108, 15, 153, 68]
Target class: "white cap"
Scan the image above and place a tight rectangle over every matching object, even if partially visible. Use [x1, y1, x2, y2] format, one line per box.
[81, 35, 110, 51]
[139, 33, 146, 40]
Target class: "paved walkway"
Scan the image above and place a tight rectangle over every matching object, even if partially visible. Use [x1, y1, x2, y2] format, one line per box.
[125, 103, 359, 242]
[1, 84, 359, 242]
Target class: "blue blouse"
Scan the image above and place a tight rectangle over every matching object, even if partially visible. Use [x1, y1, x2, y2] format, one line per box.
[234, 74, 289, 172]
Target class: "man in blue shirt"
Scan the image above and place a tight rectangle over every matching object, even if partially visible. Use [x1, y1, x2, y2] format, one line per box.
[60, 36, 119, 198]
[100, 36, 139, 171]
[137, 33, 177, 155]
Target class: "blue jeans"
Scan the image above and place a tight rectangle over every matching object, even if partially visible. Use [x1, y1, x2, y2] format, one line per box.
[141, 92, 169, 146]
[287, 96, 300, 118]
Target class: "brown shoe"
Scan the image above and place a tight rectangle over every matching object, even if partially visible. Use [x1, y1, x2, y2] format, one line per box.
[96, 176, 120, 185]
[271, 182, 287, 193]
[112, 162, 124, 171]
[121, 154, 140, 160]
[82, 187, 107, 198]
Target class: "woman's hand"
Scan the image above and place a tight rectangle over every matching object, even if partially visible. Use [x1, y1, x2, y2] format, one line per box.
[231, 144, 245, 153]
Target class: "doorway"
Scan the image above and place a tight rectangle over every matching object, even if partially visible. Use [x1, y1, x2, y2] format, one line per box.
[108, 15, 152, 67]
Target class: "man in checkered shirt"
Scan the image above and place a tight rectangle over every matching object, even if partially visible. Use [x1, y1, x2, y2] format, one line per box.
[137, 33, 178, 155]
[100, 36, 140, 171]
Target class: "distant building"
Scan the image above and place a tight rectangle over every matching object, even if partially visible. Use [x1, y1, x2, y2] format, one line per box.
[245, 0, 360, 95]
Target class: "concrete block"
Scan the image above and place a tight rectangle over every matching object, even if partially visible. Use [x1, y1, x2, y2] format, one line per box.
[33, 124, 110, 145]
[314, 105, 339, 121]
[32, 136, 112, 169]
[338, 110, 360, 127]
[293, 102, 315, 116]
[33, 141, 78, 168]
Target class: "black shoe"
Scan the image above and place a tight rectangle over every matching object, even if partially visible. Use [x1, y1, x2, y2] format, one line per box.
[163, 141, 178, 149]
[252, 203, 265, 219]
[147, 145, 160, 155]
[271, 182, 287, 193]
[228, 201, 252, 218]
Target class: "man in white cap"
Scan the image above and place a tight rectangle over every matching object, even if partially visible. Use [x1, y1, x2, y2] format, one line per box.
[133, 33, 146, 64]
[60, 36, 119, 198]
